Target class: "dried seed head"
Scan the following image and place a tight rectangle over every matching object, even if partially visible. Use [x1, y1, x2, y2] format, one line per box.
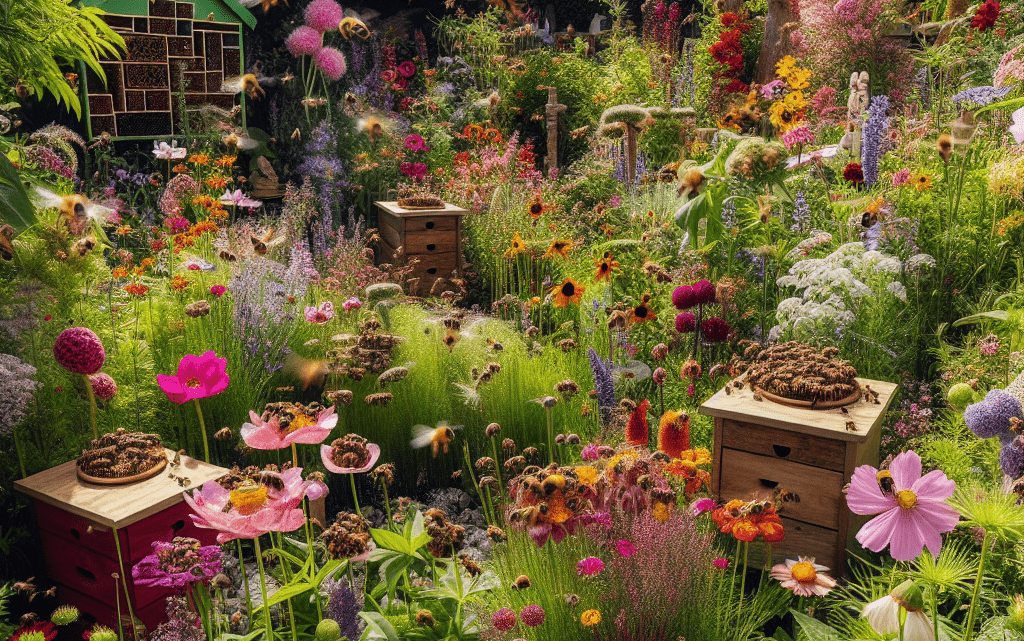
[486, 422, 501, 438]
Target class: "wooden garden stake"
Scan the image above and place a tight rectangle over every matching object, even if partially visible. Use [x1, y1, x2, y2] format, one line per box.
[539, 85, 566, 176]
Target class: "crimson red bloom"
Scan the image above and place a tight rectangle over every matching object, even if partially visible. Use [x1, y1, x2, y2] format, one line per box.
[843, 162, 865, 184]
[8, 622, 58, 641]
[971, 0, 1000, 30]
[625, 399, 651, 447]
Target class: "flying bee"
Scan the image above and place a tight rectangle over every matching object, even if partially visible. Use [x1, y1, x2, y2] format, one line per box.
[338, 16, 370, 39]
[222, 131, 259, 151]
[451, 469, 462, 481]
[845, 420, 857, 432]
[1010, 416, 1023, 435]
[775, 488, 801, 504]
[876, 470, 895, 497]
[861, 211, 878, 228]
[526, 479, 545, 498]
[250, 227, 287, 255]
[231, 611, 243, 627]
[72, 235, 97, 257]
[237, 0, 288, 14]
[411, 421, 462, 457]
[31, 186, 117, 232]
[283, 353, 329, 390]
[13, 578, 36, 593]
[840, 406, 849, 415]
[221, 74, 265, 100]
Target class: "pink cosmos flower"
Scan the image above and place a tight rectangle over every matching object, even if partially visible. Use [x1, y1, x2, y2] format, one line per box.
[157, 351, 229, 405]
[576, 556, 604, 576]
[342, 297, 361, 311]
[397, 61, 416, 78]
[184, 468, 326, 543]
[404, 134, 428, 152]
[304, 301, 335, 324]
[220, 189, 262, 209]
[761, 79, 785, 100]
[210, 285, 227, 297]
[615, 540, 637, 558]
[847, 450, 960, 561]
[770, 557, 837, 597]
[320, 439, 381, 474]
[241, 405, 337, 450]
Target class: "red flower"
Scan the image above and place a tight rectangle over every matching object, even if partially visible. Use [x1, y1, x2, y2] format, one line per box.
[843, 162, 864, 184]
[724, 79, 749, 94]
[9, 622, 58, 641]
[971, 0, 1000, 30]
[625, 399, 651, 447]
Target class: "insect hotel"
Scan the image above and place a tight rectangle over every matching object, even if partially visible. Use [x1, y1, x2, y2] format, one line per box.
[375, 200, 471, 297]
[699, 342, 897, 574]
[78, 0, 255, 139]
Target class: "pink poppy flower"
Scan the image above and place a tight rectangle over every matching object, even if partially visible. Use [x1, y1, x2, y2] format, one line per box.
[241, 405, 337, 450]
[157, 351, 229, 405]
[769, 557, 837, 597]
[847, 450, 960, 561]
[210, 285, 227, 297]
[304, 301, 335, 324]
[320, 436, 381, 473]
[184, 468, 326, 543]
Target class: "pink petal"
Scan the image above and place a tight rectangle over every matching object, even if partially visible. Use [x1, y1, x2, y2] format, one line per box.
[848, 465, 897, 515]
[911, 469, 956, 501]
[241, 423, 286, 450]
[856, 507, 900, 553]
[283, 424, 334, 446]
[913, 498, 961, 532]
[321, 444, 347, 473]
[888, 510, 929, 561]
[889, 451, 922, 491]
[156, 374, 188, 404]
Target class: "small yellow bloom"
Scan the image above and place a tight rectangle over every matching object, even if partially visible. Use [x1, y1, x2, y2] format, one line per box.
[911, 173, 932, 191]
[575, 466, 598, 486]
[580, 609, 601, 626]
[504, 231, 527, 259]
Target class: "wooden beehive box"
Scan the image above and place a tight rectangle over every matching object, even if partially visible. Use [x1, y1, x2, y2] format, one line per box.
[699, 378, 896, 575]
[15, 451, 228, 633]
[375, 201, 470, 297]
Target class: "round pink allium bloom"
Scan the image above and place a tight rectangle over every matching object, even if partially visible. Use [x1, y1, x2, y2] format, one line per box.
[701, 316, 731, 343]
[520, 604, 545, 627]
[671, 284, 696, 310]
[652, 367, 667, 385]
[210, 285, 227, 297]
[159, 175, 200, 217]
[615, 540, 637, 558]
[54, 327, 106, 375]
[304, 0, 344, 32]
[713, 557, 729, 569]
[581, 443, 599, 461]
[89, 373, 118, 401]
[576, 556, 604, 576]
[397, 61, 416, 77]
[314, 46, 347, 81]
[491, 608, 516, 631]
[285, 26, 322, 57]
[675, 312, 696, 333]
[164, 216, 192, 234]
[692, 279, 716, 305]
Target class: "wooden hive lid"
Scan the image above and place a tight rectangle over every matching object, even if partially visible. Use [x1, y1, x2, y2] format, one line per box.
[15, 449, 228, 529]
[375, 201, 469, 217]
[699, 378, 897, 442]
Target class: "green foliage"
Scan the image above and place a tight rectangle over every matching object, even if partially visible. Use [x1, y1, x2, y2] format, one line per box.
[0, 0, 125, 118]
[0, 154, 36, 233]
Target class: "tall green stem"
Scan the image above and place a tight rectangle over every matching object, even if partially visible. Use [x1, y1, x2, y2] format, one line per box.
[349, 473, 362, 515]
[83, 374, 99, 440]
[737, 542, 749, 622]
[194, 399, 210, 463]
[237, 539, 253, 617]
[253, 536, 275, 641]
[963, 531, 991, 641]
[545, 407, 555, 466]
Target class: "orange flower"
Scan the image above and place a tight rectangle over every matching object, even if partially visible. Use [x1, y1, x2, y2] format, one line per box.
[552, 277, 584, 307]
[191, 220, 219, 235]
[124, 283, 149, 297]
[624, 398, 650, 447]
[594, 252, 620, 281]
[210, 207, 229, 220]
[112, 266, 129, 279]
[171, 275, 192, 291]
[657, 410, 690, 458]
[628, 294, 656, 325]
[116, 225, 133, 236]
[528, 194, 547, 219]
[504, 232, 528, 259]
[192, 195, 216, 208]
[215, 155, 237, 168]
[542, 238, 572, 259]
[712, 500, 785, 543]
[205, 177, 228, 189]
[188, 154, 209, 165]
[172, 164, 189, 174]
[133, 267, 145, 277]
[140, 257, 155, 269]
[483, 128, 503, 144]
[462, 124, 484, 141]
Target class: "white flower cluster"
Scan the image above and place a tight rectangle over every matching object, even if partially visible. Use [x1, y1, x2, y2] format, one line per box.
[771, 242, 914, 342]
[0, 353, 40, 436]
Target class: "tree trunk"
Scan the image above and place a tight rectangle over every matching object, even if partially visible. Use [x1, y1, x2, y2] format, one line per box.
[754, 0, 800, 84]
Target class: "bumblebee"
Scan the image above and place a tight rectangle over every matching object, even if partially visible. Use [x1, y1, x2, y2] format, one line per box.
[541, 473, 571, 495]
[509, 503, 547, 527]
[876, 470, 895, 496]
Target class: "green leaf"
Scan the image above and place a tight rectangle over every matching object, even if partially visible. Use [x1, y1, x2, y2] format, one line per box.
[953, 310, 1009, 326]
[262, 581, 314, 608]
[358, 612, 401, 641]
[371, 528, 412, 555]
[0, 154, 36, 233]
[791, 610, 841, 641]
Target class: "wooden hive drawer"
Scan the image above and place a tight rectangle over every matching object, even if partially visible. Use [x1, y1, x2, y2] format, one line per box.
[35, 500, 124, 560]
[719, 449, 846, 530]
[748, 518, 840, 570]
[404, 230, 459, 254]
[408, 251, 459, 278]
[404, 216, 458, 233]
[721, 419, 847, 471]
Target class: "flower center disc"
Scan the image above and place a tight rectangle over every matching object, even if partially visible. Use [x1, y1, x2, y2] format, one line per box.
[186, 377, 201, 388]
[791, 562, 818, 583]
[229, 486, 269, 515]
[895, 489, 918, 509]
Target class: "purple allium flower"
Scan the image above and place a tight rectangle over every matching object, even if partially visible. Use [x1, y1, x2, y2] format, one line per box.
[323, 578, 363, 640]
[1000, 438, 1024, 477]
[314, 47, 347, 81]
[89, 373, 117, 401]
[964, 389, 1022, 439]
[701, 317, 731, 343]
[653, 367, 667, 385]
[491, 608, 516, 631]
[304, 0, 344, 32]
[53, 327, 105, 375]
[672, 285, 697, 310]
[576, 556, 605, 576]
[286, 26, 322, 57]
[520, 604, 545, 627]
[675, 312, 696, 333]
[132, 538, 222, 588]
[692, 279, 715, 305]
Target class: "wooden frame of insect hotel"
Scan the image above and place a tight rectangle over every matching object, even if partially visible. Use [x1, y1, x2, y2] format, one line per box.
[77, 0, 255, 140]
[699, 368, 896, 575]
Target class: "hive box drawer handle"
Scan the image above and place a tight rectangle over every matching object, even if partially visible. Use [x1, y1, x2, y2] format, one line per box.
[772, 445, 792, 458]
[759, 478, 779, 490]
[426, 243, 436, 251]
[425, 221, 435, 229]
[172, 519, 186, 533]
[427, 267, 437, 275]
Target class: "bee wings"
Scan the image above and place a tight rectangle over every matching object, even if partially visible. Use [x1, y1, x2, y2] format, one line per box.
[411, 424, 437, 448]
[31, 186, 64, 209]
[220, 75, 247, 94]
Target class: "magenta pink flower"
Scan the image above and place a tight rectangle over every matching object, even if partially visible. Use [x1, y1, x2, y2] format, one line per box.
[576, 556, 604, 576]
[615, 539, 637, 557]
[286, 26, 322, 57]
[132, 538, 222, 588]
[342, 296, 361, 311]
[520, 604, 545, 627]
[847, 450, 959, 561]
[397, 61, 416, 78]
[241, 405, 337, 450]
[491, 608, 516, 631]
[713, 557, 729, 569]
[184, 468, 326, 543]
[581, 443, 599, 461]
[157, 351, 229, 405]
[314, 46, 347, 81]
[89, 373, 118, 401]
[399, 162, 427, 179]
[54, 327, 105, 375]
[691, 497, 716, 516]
[304, 301, 335, 324]
[404, 134, 428, 152]
[304, 0, 344, 32]
[165, 216, 191, 234]
[891, 168, 911, 187]
[210, 285, 227, 297]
